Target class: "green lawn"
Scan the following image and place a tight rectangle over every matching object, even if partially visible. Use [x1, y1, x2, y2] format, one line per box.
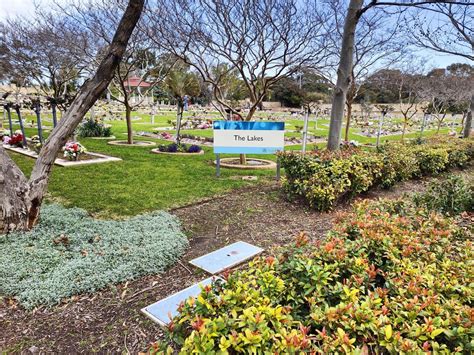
[3, 108, 458, 217]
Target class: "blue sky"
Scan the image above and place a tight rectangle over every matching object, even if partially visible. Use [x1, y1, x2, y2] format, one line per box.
[1, 0, 471, 70]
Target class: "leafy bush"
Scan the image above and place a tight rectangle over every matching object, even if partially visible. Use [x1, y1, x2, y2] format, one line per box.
[413, 176, 474, 215]
[162, 200, 473, 354]
[77, 118, 113, 138]
[0, 204, 188, 309]
[414, 147, 449, 175]
[279, 138, 474, 211]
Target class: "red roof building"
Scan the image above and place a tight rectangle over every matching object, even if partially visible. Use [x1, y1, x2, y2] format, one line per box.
[123, 76, 152, 88]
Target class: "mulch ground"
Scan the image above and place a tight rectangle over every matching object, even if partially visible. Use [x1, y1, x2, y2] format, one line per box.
[1, 168, 472, 353]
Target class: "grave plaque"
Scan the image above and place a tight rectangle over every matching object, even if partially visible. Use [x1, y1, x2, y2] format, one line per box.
[141, 276, 223, 326]
[189, 241, 264, 274]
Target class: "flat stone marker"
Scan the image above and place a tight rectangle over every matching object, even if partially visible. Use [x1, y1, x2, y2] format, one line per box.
[141, 276, 222, 326]
[189, 241, 264, 274]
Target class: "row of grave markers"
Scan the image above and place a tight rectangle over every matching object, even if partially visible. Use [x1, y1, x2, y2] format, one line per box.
[141, 241, 263, 326]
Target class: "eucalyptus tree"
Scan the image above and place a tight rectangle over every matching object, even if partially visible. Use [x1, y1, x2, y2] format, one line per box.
[324, 0, 407, 142]
[0, 0, 145, 234]
[326, 0, 472, 150]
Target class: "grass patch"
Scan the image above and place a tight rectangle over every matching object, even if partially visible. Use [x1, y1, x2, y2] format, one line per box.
[3, 110, 456, 216]
[0, 204, 188, 309]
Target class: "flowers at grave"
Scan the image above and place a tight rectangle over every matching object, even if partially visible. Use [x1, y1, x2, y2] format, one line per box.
[160, 131, 172, 140]
[30, 135, 43, 153]
[3, 130, 24, 147]
[0, 129, 10, 139]
[63, 141, 86, 160]
[157, 142, 202, 153]
[341, 139, 360, 147]
[196, 122, 211, 129]
[187, 144, 202, 153]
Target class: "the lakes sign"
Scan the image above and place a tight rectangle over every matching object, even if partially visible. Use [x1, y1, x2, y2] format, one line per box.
[213, 120, 285, 154]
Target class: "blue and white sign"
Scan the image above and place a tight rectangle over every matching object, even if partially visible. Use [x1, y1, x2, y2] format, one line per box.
[213, 121, 285, 154]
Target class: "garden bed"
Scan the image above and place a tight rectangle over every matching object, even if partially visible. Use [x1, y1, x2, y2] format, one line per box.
[0, 204, 188, 309]
[1, 169, 471, 353]
[3, 144, 122, 166]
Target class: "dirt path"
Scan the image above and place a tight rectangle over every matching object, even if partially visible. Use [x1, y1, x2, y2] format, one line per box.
[1, 169, 472, 353]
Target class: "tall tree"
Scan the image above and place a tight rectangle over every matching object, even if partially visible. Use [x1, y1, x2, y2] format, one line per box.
[324, 0, 405, 142]
[327, 0, 472, 150]
[147, 0, 331, 121]
[0, 0, 145, 234]
[408, 3, 473, 137]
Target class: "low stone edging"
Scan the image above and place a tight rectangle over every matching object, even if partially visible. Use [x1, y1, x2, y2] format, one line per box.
[214, 158, 277, 170]
[151, 148, 205, 156]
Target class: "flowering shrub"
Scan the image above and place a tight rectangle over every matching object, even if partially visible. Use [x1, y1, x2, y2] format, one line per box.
[279, 138, 474, 211]
[159, 199, 473, 354]
[63, 141, 86, 160]
[30, 135, 42, 153]
[187, 144, 202, 153]
[160, 131, 173, 140]
[3, 130, 24, 147]
[157, 143, 202, 153]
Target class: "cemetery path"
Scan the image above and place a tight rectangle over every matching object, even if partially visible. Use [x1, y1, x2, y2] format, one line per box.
[1, 167, 472, 354]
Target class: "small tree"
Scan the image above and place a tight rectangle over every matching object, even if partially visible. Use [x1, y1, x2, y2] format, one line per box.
[164, 64, 201, 144]
[2, 11, 86, 123]
[0, 0, 145, 233]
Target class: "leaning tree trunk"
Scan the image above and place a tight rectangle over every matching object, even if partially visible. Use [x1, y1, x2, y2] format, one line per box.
[463, 94, 473, 138]
[327, 0, 363, 151]
[0, 0, 145, 234]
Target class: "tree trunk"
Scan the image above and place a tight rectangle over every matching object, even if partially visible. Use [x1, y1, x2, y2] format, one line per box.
[125, 105, 133, 144]
[176, 101, 183, 145]
[34, 103, 44, 144]
[5, 105, 13, 133]
[401, 119, 407, 142]
[327, 0, 363, 151]
[463, 94, 473, 138]
[0, 0, 145, 234]
[0, 147, 30, 232]
[344, 100, 353, 142]
[51, 103, 58, 128]
[14, 105, 28, 147]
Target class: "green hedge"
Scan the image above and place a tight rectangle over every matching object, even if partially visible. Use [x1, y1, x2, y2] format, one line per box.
[278, 138, 474, 211]
[0, 204, 188, 309]
[160, 199, 473, 353]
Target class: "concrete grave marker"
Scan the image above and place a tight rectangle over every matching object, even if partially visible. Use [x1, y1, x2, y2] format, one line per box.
[141, 276, 223, 326]
[189, 241, 264, 274]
